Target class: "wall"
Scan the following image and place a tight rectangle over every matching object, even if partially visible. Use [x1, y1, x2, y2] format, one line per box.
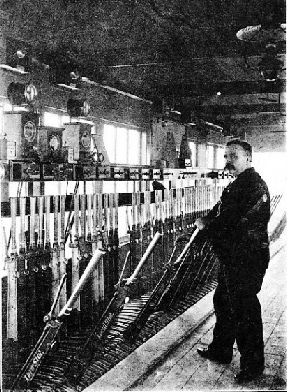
[235, 121, 287, 196]
[0, 67, 153, 129]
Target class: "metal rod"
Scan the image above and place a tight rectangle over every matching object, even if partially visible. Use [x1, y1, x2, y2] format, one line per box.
[126, 232, 162, 285]
[59, 195, 66, 310]
[71, 192, 80, 310]
[7, 198, 18, 340]
[58, 249, 106, 317]
[174, 227, 199, 266]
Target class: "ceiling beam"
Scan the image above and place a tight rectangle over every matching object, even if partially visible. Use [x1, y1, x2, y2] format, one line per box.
[200, 102, 285, 116]
[151, 80, 286, 98]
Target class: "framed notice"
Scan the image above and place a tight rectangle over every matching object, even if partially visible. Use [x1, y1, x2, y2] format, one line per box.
[7, 141, 16, 159]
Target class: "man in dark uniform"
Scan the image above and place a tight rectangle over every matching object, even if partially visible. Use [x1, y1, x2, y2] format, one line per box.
[196, 139, 270, 383]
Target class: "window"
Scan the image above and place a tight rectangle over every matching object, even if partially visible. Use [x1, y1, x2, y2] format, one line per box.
[189, 142, 197, 167]
[128, 129, 141, 165]
[116, 127, 128, 164]
[141, 132, 147, 165]
[43, 112, 61, 128]
[103, 123, 147, 165]
[103, 124, 116, 162]
[207, 144, 214, 169]
[43, 112, 89, 128]
[61, 115, 70, 126]
[216, 146, 225, 169]
[3, 103, 28, 112]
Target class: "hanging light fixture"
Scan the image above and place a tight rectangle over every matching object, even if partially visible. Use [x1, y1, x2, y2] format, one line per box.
[67, 98, 90, 117]
[0, 38, 32, 74]
[236, 0, 286, 43]
[236, 23, 286, 43]
[50, 57, 82, 90]
[7, 82, 38, 106]
[24, 84, 38, 103]
[258, 43, 284, 82]
[7, 82, 25, 105]
[236, 0, 285, 83]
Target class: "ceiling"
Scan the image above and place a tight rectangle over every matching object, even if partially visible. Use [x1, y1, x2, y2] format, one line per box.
[1, 0, 286, 127]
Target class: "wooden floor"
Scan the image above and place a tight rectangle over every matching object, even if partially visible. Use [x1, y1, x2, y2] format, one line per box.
[132, 229, 287, 391]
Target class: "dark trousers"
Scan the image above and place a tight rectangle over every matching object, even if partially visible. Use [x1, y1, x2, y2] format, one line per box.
[208, 272, 265, 370]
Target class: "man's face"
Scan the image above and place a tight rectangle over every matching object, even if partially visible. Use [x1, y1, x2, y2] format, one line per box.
[224, 144, 251, 176]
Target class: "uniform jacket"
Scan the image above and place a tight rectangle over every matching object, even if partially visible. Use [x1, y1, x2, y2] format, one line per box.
[205, 168, 270, 290]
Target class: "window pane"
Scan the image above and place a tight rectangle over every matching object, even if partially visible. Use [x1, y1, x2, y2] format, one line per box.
[128, 129, 140, 165]
[43, 112, 61, 128]
[61, 115, 70, 126]
[116, 127, 128, 164]
[207, 145, 214, 169]
[216, 146, 225, 169]
[141, 132, 147, 165]
[189, 142, 197, 167]
[103, 124, 116, 163]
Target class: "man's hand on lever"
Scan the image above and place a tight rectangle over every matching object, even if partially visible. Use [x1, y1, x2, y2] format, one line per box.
[194, 217, 210, 231]
[176, 218, 209, 244]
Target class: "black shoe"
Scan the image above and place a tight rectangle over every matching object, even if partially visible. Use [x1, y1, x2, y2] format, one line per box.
[234, 367, 264, 383]
[197, 347, 232, 364]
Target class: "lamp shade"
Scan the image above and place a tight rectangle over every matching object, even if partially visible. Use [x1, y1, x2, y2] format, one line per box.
[67, 98, 90, 117]
[236, 24, 286, 42]
[7, 82, 26, 105]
